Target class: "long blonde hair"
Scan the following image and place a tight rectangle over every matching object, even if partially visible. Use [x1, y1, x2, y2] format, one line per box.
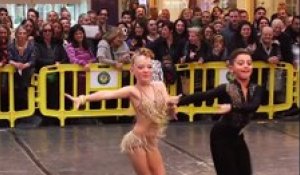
[0, 24, 11, 41]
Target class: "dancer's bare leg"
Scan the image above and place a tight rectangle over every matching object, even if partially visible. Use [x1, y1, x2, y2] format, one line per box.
[147, 146, 165, 175]
[128, 148, 151, 175]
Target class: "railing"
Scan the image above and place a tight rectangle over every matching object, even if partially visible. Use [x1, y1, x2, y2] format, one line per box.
[0, 62, 297, 127]
[0, 65, 35, 127]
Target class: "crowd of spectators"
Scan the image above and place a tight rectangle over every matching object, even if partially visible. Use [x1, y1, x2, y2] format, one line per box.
[0, 2, 299, 117]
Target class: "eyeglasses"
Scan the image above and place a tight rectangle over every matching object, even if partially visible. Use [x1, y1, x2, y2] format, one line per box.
[205, 30, 213, 33]
[259, 22, 268, 25]
[43, 29, 52, 33]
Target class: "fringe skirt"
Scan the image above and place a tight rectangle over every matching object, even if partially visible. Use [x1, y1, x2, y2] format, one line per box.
[120, 130, 160, 153]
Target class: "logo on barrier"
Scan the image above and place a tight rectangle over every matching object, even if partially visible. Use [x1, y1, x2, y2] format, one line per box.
[97, 71, 110, 85]
[90, 70, 118, 89]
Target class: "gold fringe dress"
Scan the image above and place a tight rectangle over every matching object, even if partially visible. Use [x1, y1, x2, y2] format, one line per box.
[120, 85, 168, 153]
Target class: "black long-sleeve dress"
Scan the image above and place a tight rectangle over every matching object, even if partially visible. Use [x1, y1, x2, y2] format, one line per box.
[178, 80, 263, 175]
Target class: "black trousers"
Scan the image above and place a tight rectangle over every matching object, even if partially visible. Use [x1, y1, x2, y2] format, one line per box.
[210, 122, 252, 175]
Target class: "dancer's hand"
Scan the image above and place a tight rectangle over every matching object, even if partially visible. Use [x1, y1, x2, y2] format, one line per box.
[83, 64, 91, 72]
[216, 104, 231, 114]
[167, 102, 178, 120]
[268, 56, 280, 64]
[65, 94, 85, 109]
[115, 62, 123, 70]
[167, 95, 182, 120]
[197, 58, 204, 64]
[167, 94, 182, 106]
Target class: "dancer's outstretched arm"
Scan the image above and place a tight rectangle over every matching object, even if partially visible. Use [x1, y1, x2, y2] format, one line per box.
[167, 84, 232, 114]
[168, 85, 225, 106]
[65, 86, 133, 109]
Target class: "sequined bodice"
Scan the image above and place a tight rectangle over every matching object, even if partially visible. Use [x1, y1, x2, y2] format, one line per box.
[225, 82, 257, 128]
[135, 85, 168, 125]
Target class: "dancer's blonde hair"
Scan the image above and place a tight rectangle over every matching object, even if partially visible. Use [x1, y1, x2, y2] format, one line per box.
[131, 47, 155, 64]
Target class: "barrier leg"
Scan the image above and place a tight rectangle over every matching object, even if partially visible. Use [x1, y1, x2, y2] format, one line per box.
[268, 111, 274, 120]
[189, 114, 194, 122]
[10, 119, 15, 128]
[60, 118, 65, 127]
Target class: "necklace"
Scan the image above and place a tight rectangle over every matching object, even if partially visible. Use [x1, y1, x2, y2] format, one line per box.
[136, 84, 155, 102]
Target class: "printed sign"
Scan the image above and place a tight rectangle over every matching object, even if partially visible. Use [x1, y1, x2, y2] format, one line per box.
[90, 70, 118, 89]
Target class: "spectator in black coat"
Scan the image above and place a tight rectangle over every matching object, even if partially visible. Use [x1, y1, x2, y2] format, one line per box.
[252, 26, 281, 63]
[221, 9, 240, 54]
[271, 18, 293, 64]
[284, 16, 300, 68]
[252, 26, 282, 104]
[147, 21, 185, 85]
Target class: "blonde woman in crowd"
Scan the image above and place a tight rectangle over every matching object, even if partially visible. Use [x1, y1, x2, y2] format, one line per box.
[8, 25, 35, 110]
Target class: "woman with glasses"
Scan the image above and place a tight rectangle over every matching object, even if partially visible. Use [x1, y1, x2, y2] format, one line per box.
[34, 23, 66, 72]
[33, 23, 67, 111]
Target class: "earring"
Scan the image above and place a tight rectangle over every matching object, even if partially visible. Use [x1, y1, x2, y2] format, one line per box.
[226, 71, 235, 83]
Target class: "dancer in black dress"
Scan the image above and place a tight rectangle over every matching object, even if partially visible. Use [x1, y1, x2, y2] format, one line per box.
[170, 48, 263, 175]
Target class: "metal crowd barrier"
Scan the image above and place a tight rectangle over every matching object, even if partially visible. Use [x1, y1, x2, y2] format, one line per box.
[293, 68, 299, 107]
[37, 64, 135, 127]
[0, 65, 35, 127]
[0, 62, 297, 127]
[171, 61, 294, 122]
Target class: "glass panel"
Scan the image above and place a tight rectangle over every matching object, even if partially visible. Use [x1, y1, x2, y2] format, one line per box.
[14, 4, 27, 27]
[198, 0, 236, 11]
[54, 4, 64, 12]
[66, 4, 76, 24]
[159, 0, 188, 20]
[3, 2, 87, 28]
[286, 0, 299, 15]
[35, 4, 52, 22]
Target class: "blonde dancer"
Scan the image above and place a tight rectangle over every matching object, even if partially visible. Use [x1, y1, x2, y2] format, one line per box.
[66, 48, 177, 175]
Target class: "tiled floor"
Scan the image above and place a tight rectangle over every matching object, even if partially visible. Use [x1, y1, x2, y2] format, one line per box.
[0, 120, 298, 175]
